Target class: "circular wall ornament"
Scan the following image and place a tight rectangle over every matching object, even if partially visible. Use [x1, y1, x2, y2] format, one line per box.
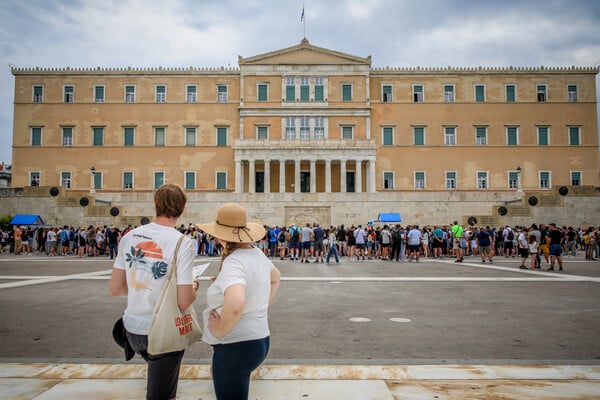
[49, 187, 59, 196]
[467, 216, 478, 226]
[498, 206, 508, 216]
[528, 196, 538, 206]
[79, 197, 89, 206]
[558, 186, 569, 196]
[109, 207, 120, 216]
[141, 217, 150, 225]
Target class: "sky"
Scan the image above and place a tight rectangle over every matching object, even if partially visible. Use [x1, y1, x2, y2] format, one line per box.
[0, 0, 599, 165]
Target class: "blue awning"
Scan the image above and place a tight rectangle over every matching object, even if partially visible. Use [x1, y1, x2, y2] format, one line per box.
[9, 214, 46, 226]
[377, 213, 402, 223]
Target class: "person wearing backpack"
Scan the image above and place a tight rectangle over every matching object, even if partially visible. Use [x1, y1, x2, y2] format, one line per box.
[277, 227, 288, 260]
[503, 226, 514, 257]
[288, 224, 300, 260]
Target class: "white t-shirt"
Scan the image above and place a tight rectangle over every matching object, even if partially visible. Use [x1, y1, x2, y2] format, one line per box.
[203, 246, 274, 345]
[407, 229, 421, 245]
[114, 223, 195, 335]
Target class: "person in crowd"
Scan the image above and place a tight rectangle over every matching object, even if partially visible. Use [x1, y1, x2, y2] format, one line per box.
[547, 223, 564, 271]
[407, 224, 422, 262]
[326, 226, 340, 264]
[528, 234, 539, 270]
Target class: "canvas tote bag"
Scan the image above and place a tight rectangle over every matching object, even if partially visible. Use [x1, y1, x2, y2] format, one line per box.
[148, 234, 202, 354]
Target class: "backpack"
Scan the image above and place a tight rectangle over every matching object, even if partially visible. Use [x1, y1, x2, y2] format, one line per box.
[392, 229, 402, 243]
[291, 228, 299, 241]
[278, 231, 286, 243]
[507, 230, 514, 241]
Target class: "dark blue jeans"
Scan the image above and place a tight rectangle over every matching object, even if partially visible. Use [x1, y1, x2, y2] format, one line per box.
[212, 336, 270, 400]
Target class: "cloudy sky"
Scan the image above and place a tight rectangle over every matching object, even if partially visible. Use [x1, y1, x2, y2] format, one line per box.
[1, 0, 599, 165]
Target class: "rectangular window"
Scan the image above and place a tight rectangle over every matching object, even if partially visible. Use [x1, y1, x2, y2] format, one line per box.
[155, 85, 166, 103]
[153, 172, 165, 189]
[537, 84, 547, 102]
[314, 77, 324, 101]
[413, 127, 425, 145]
[217, 127, 228, 146]
[567, 85, 578, 102]
[477, 171, 488, 189]
[125, 85, 136, 102]
[505, 84, 516, 102]
[217, 85, 227, 102]
[342, 126, 353, 140]
[300, 117, 310, 140]
[444, 127, 456, 146]
[537, 126, 549, 145]
[383, 172, 394, 189]
[300, 77, 309, 101]
[314, 117, 325, 139]
[342, 84, 352, 101]
[61, 172, 72, 189]
[413, 84, 423, 102]
[93, 127, 104, 146]
[476, 127, 487, 145]
[570, 171, 581, 186]
[185, 172, 196, 190]
[93, 172, 102, 190]
[62, 127, 73, 146]
[123, 172, 134, 189]
[155, 127, 166, 146]
[94, 85, 105, 103]
[444, 85, 454, 102]
[30, 172, 41, 186]
[31, 127, 42, 146]
[64, 85, 74, 103]
[185, 127, 196, 146]
[507, 127, 518, 146]
[475, 85, 485, 102]
[216, 172, 227, 190]
[414, 172, 425, 189]
[508, 172, 519, 189]
[568, 126, 580, 145]
[382, 85, 392, 103]
[285, 117, 296, 139]
[446, 171, 456, 190]
[124, 127, 134, 146]
[257, 126, 268, 140]
[186, 85, 197, 102]
[33, 85, 43, 103]
[382, 127, 393, 145]
[285, 77, 295, 101]
[539, 171, 550, 189]
[258, 84, 268, 101]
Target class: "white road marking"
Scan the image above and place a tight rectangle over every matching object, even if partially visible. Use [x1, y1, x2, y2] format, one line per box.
[389, 318, 412, 323]
[0, 269, 113, 289]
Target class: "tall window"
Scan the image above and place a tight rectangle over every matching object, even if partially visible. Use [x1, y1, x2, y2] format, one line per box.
[474, 85, 485, 102]
[94, 86, 105, 103]
[536, 84, 547, 102]
[413, 84, 423, 102]
[185, 172, 196, 190]
[285, 117, 296, 139]
[155, 85, 166, 103]
[30, 172, 41, 186]
[186, 85, 197, 102]
[382, 85, 392, 102]
[314, 117, 325, 139]
[539, 171, 550, 189]
[258, 84, 268, 101]
[217, 85, 227, 102]
[61, 172, 72, 189]
[217, 127, 228, 146]
[342, 84, 352, 101]
[123, 172, 134, 189]
[477, 171, 488, 189]
[314, 77, 324, 101]
[93, 172, 102, 190]
[342, 126, 354, 140]
[153, 172, 165, 189]
[505, 84, 516, 102]
[476, 127, 487, 145]
[508, 171, 519, 189]
[506, 127, 518, 146]
[567, 85, 578, 102]
[383, 127, 394, 146]
[300, 77, 309, 101]
[446, 171, 456, 190]
[257, 126, 268, 140]
[33, 85, 43, 103]
[93, 127, 104, 146]
[537, 126, 549, 145]
[216, 172, 227, 190]
[31, 127, 42, 146]
[64, 85, 74, 103]
[443, 85, 454, 102]
[413, 127, 425, 145]
[124, 127, 135, 146]
[568, 126, 580, 145]
[125, 85, 136, 102]
[444, 127, 456, 146]
[185, 127, 196, 146]
[414, 172, 425, 189]
[383, 172, 394, 189]
[62, 127, 73, 146]
[285, 77, 295, 101]
[155, 127, 166, 146]
[300, 117, 310, 140]
[570, 171, 581, 186]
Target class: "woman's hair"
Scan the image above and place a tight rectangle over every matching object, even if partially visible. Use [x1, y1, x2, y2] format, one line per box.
[154, 183, 187, 218]
[214, 240, 244, 278]
[528, 234, 537, 243]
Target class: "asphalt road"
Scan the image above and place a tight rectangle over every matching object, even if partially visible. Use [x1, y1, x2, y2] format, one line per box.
[1, 252, 599, 365]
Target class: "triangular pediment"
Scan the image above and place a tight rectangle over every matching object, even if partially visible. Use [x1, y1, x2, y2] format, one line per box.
[239, 39, 371, 66]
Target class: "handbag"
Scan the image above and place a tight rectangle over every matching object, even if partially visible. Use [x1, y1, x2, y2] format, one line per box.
[148, 234, 202, 354]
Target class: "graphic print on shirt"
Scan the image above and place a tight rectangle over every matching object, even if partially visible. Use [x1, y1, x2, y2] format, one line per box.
[125, 240, 168, 290]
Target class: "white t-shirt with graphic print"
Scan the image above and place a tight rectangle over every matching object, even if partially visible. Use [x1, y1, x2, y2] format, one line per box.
[114, 222, 195, 335]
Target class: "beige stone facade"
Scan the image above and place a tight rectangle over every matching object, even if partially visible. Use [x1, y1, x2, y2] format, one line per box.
[8, 40, 600, 227]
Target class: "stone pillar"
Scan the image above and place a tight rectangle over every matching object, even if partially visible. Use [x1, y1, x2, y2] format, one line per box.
[325, 159, 332, 193]
[340, 160, 346, 193]
[264, 159, 270, 193]
[294, 160, 301, 193]
[355, 160, 362, 193]
[310, 160, 316, 193]
[235, 160, 243, 193]
[279, 160, 286, 193]
[368, 159, 376, 192]
[248, 159, 255, 194]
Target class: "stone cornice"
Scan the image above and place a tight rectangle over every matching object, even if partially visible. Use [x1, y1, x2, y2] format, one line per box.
[371, 65, 600, 75]
[11, 66, 240, 76]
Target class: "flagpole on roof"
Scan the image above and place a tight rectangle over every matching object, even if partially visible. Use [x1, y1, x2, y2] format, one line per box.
[301, 3, 305, 39]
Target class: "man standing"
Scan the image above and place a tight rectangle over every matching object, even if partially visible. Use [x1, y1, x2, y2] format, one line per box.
[476, 226, 493, 263]
[407, 225, 422, 262]
[353, 225, 367, 260]
[547, 223, 565, 271]
[451, 221, 464, 262]
[300, 223, 313, 263]
[431, 225, 444, 259]
[288, 224, 301, 260]
[313, 223, 325, 263]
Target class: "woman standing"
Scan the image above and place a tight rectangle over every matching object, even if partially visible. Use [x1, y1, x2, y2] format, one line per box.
[197, 203, 281, 400]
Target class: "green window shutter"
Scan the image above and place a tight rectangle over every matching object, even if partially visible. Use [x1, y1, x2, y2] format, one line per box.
[93, 173, 102, 189]
[33, 86, 43, 100]
[258, 84, 267, 101]
[93, 127, 103, 146]
[124, 127, 134, 146]
[506, 85, 515, 102]
[538, 127, 548, 145]
[383, 172, 394, 189]
[123, 172, 133, 189]
[342, 84, 352, 101]
[383, 85, 392, 102]
[155, 127, 165, 146]
[342, 126, 353, 139]
[300, 85, 309, 101]
[414, 127, 424, 145]
[217, 127, 227, 146]
[286, 85, 295, 101]
[257, 126, 268, 139]
[383, 127, 393, 145]
[185, 172, 195, 189]
[62, 127, 73, 146]
[186, 128, 196, 146]
[571, 172, 581, 185]
[507, 127, 517, 146]
[569, 127, 580, 145]
[31, 128, 42, 146]
[216, 172, 226, 189]
[95, 86, 104, 102]
[475, 85, 485, 102]
[413, 85, 423, 102]
[314, 85, 324, 101]
[154, 173, 164, 189]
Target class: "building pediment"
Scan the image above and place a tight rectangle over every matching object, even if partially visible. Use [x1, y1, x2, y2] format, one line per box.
[239, 39, 371, 66]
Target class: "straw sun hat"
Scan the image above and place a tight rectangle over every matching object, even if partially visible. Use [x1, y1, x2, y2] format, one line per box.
[197, 203, 264, 243]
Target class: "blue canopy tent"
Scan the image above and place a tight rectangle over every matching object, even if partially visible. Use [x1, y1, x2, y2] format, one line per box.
[377, 213, 402, 223]
[9, 214, 46, 226]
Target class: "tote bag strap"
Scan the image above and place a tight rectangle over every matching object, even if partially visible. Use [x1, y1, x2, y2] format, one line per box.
[154, 234, 186, 312]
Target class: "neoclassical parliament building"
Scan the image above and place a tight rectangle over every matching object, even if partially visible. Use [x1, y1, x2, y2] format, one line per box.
[8, 40, 600, 227]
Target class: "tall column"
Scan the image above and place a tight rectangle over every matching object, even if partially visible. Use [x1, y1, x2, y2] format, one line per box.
[355, 160, 362, 193]
[310, 160, 316, 193]
[264, 160, 270, 193]
[235, 160, 242, 193]
[368, 159, 376, 192]
[279, 160, 286, 193]
[248, 159, 255, 194]
[325, 159, 332, 193]
[294, 160, 301, 193]
[340, 160, 346, 193]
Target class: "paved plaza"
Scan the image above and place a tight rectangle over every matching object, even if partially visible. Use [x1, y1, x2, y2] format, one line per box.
[0, 251, 599, 399]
